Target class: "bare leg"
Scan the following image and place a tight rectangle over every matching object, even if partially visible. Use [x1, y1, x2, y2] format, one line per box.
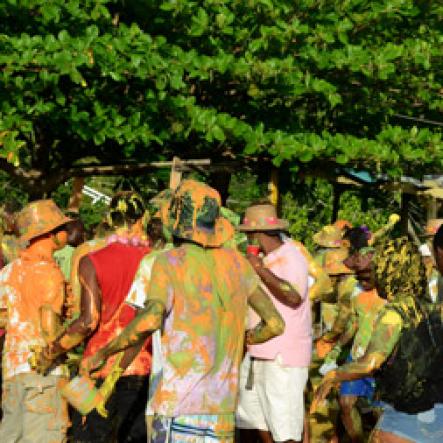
[339, 395, 364, 442]
[258, 430, 274, 443]
[369, 429, 415, 443]
[237, 428, 260, 442]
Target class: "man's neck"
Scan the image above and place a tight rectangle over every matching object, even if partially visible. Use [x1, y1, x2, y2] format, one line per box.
[25, 239, 56, 260]
[262, 236, 284, 255]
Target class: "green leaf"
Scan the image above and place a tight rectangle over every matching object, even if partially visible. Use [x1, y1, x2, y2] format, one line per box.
[212, 125, 225, 141]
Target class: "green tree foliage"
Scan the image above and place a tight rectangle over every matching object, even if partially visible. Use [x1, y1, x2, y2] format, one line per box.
[228, 173, 400, 250]
[0, 0, 442, 197]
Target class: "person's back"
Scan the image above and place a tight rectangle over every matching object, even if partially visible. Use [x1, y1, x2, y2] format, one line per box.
[0, 200, 71, 443]
[148, 243, 257, 415]
[0, 252, 65, 379]
[83, 241, 151, 378]
[79, 180, 285, 443]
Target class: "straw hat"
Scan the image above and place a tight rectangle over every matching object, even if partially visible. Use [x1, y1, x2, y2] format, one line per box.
[324, 248, 353, 275]
[238, 204, 289, 232]
[423, 219, 443, 237]
[313, 225, 343, 248]
[16, 200, 71, 242]
[160, 179, 234, 247]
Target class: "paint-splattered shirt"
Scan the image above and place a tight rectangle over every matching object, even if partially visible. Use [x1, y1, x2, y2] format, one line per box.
[146, 243, 260, 416]
[126, 246, 172, 309]
[348, 288, 386, 359]
[0, 250, 65, 379]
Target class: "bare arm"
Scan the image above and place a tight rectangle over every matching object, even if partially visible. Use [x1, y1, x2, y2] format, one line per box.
[246, 286, 285, 344]
[40, 255, 101, 363]
[81, 299, 165, 374]
[312, 309, 402, 411]
[40, 304, 63, 344]
[248, 254, 301, 308]
[0, 308, 7, 329]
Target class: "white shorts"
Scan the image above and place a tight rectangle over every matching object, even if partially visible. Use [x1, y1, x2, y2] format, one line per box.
[236, 353, 308, 442]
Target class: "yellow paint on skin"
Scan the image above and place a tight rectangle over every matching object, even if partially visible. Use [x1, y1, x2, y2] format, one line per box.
[380, 310, 402, 325]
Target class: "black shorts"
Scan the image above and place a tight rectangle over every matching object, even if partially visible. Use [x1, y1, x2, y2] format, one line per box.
[70, 375, 149, 443]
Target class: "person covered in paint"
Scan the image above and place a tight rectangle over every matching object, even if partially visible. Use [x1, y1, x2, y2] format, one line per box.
[32, 191, 152, 443]
[311, 224, 343, 342]
[313, 224, 345, 266]
[235, 203, 311, 443]
[125, 191, 173, 311]
[0, 200, 71, 442]
[317, 227, 371, 352]
[68, 219, 112, 321]
[320, 250, 386, 443]
[80, 180, 285, 443]
[312, 237, 443, 443]
[308, 247, 356, 443]
[53, 218, 86, 281]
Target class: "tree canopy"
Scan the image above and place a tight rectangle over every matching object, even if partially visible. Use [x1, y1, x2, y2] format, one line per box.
[1, 0, 442, 197]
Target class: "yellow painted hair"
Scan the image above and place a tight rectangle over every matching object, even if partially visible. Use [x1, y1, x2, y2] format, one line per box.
[373, 237, 427, 301]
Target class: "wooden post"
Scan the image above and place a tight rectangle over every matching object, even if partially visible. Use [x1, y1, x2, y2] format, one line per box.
[67, 177, 85, 214]
[169, 157, 183, 190]
[400, 191, 411, 235]
[331, 184, 342, 223]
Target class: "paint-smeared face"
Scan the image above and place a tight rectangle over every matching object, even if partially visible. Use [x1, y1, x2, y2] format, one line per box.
[344, 251, 375, 290]
[53, 230, 68, 250]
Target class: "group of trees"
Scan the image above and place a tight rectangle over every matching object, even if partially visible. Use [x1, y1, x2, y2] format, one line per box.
[0, 0, 441, 231]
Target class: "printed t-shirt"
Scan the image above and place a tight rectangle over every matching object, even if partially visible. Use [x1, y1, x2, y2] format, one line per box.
[248, 240, 311, 367]
[146, 243, 260, 416]
[0, 250, 65, 379]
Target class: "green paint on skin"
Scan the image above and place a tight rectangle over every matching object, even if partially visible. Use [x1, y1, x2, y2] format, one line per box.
[280, 282, 292, 292]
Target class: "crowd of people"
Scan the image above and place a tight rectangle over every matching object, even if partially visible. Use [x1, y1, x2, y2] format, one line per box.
[0, 179, 443, 443]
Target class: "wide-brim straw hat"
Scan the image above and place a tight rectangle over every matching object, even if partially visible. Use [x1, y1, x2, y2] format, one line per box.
[160, 179, 234, 248]
[324, 248, 353, 275]
[16, 200, 72, 242]
[313, 225, 343, 248]
[421, 218, 443, 238]
[238, 204, 289, 232]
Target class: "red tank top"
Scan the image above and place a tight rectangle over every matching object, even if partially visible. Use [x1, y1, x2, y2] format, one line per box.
[83, 242, 152, 377]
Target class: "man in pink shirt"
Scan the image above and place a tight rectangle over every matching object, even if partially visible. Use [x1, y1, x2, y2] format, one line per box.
[236, 204, 311, 443]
